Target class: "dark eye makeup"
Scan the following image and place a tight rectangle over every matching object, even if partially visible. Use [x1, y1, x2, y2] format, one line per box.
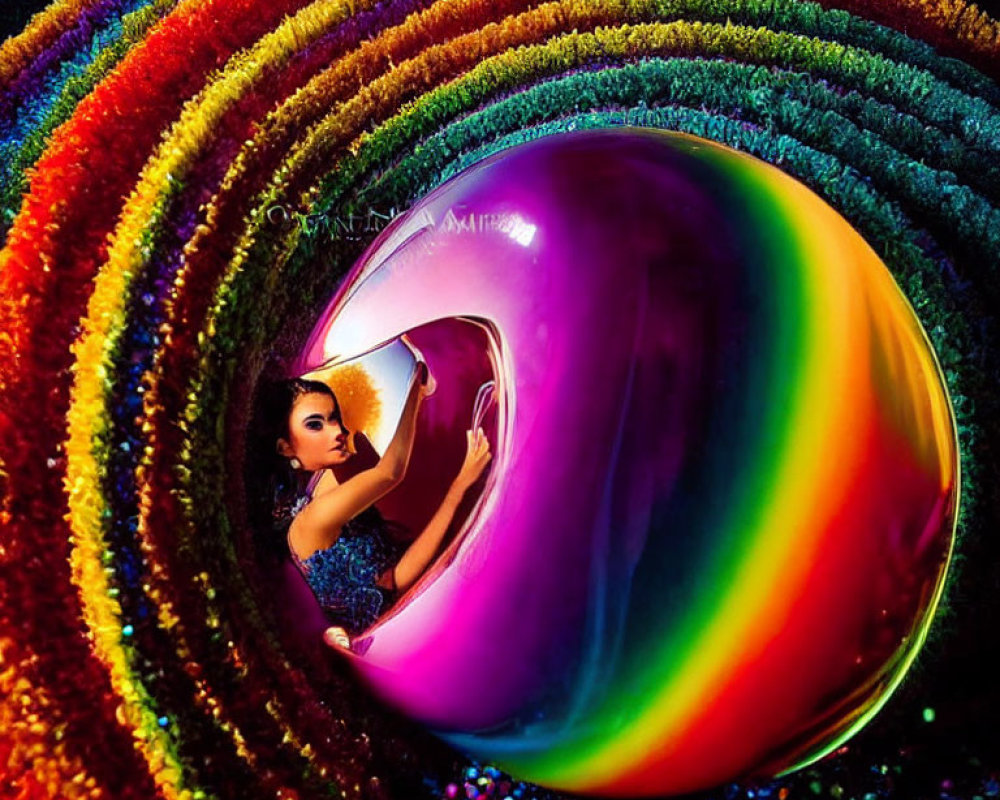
[301, 410, 342, 432]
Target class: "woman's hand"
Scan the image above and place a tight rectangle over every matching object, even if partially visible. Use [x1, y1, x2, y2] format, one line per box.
[402, 335, 436, 396]
[453, 427, 491, 493]
[322, 626, 350, 650]
[414, 360, 436, 397]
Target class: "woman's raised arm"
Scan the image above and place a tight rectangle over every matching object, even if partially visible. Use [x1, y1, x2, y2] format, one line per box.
[293, 366, 428, 553]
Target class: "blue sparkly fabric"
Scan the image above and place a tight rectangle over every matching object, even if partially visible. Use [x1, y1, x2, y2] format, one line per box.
[289, 505, 404, 636]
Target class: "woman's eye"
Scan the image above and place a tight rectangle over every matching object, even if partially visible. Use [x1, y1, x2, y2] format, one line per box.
[305, 421, 323, 431]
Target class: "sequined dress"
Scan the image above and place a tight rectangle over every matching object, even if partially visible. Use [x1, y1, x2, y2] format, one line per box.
[287, 473, 404, 636]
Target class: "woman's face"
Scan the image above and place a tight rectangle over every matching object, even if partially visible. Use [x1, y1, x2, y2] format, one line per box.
[277, 391, 351, 471]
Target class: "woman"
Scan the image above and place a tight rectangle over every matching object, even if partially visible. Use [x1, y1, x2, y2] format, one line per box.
[269, 359, 491, 650]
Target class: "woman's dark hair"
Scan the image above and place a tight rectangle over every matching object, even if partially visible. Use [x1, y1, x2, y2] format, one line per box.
[259, 377, 339, 446]
[246, 377, 340, 562]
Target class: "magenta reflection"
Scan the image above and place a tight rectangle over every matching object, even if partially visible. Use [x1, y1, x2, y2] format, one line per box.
[276, 129, 956, 797]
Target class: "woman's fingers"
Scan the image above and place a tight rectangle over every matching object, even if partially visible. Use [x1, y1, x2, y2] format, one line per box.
[467, 428, 490, 457]
[322, 626, 351, 650]
[454, 427, 492, 492]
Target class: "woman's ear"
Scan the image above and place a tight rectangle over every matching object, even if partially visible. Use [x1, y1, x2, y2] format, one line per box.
[276, 437, 293, 458]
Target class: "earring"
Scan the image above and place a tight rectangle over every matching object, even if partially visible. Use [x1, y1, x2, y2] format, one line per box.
[289, 457, 302, 470]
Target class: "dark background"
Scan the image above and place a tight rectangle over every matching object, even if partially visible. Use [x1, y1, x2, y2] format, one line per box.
[1, 0, 48, 42]
[1, 0, 998, 797]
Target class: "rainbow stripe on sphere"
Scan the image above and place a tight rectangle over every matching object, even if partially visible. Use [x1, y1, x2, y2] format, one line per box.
[287, 128, 957, 795]
[0, 1, 998, 798]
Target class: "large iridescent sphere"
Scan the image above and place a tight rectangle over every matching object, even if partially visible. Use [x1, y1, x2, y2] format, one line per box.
[294, 129, 958, 797]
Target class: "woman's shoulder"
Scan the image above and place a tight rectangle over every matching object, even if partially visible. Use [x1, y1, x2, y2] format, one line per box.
[289, 494, 393, 561]
[288, 509, 345, 563]
[302, 510, 398, 576]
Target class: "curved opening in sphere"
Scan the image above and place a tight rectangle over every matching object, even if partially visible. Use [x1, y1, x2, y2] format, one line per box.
[267, 315, 506, 652]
